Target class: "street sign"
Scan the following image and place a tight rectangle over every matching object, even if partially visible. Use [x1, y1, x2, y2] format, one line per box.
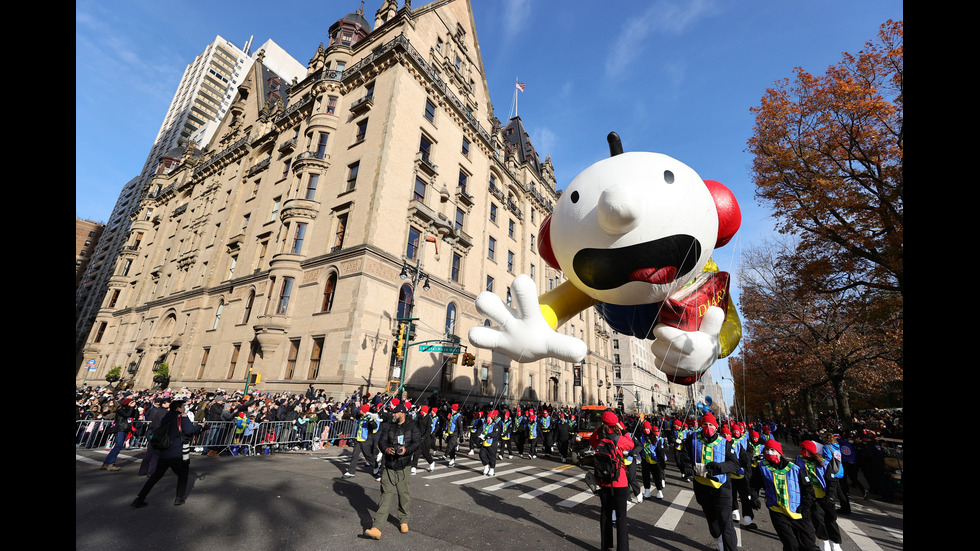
[86, 359, 97, 370]
[418, 344, 461, 354]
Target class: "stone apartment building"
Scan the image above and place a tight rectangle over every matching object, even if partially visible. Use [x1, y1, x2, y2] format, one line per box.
[77, 0, 621, 407]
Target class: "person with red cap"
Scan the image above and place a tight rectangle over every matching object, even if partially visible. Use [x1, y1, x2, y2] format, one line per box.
[670, 418, 690, 481]
[468, 409, 484, 455]
[540, 409, 554, 457]
[589, 410, 634, 550]
[344, 404, 380, 478]
[479, 410, 502, 475]
[411, 406, 439, 474]
[759, 439, 817, 551]
[679, 412, 741, 551]
[500, 409, 515, 459]
[514, 407, 527, 457]
[525, 409, 540, 458]
[638, 420, 667, 500]
[101, 397, 137, 471]
[729, 423, 758, 529]
[444, 404, 463, 467]
[798, 440, 842, 551]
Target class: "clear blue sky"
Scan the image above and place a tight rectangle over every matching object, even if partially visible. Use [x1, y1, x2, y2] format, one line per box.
[76, 0, 902, 410]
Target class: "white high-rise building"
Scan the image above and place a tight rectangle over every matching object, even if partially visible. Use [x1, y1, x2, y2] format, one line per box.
[75, 36, 304, 366]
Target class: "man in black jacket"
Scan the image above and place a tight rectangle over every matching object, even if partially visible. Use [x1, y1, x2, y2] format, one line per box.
[132, 400, 204, 507]
[101, 397, 136, 471]
[679, 413, 741, 551]
[363, 403, 421, 540]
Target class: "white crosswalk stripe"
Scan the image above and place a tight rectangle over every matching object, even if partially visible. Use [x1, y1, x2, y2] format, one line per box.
[655, 489, 693, 531]
[839, 518, 885, 551]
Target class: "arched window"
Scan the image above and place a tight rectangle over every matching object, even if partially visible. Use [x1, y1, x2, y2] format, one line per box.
[445, 303, 457, 335]
[242, 291, 255, 324]
[397, 284, 413, 320]
[321, 272, 338, 313]
[211, 300, 224, 330]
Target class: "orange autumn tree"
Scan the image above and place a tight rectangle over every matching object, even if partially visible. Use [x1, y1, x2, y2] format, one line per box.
[747, 20, 903, 298]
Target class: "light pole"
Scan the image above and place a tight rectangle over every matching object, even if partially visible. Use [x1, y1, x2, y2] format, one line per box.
[394, 231, 437, 399]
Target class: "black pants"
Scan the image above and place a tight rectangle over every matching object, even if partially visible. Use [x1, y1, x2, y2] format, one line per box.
[813, 481, 842, 544]
[641, 461, 665, 491]
[769, 508, 817, 551]
[138, 456, 190, 500]
[693, 482, 737, 551]
[479, 442, 498, 468]
[731, 475, 754, 518]
[412, 436, 435, 468]
[598, 485, 630, 550]
[348, 439, 377, 475]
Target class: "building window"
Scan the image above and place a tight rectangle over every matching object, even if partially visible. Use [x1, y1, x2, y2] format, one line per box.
[397, 284, 413, 320]
[490, 203, 497, 223]
[507, 250, 515, 272]
[277, 277, 294, 315]
[455, 208, 464, 232]
[242, 291, 255, 323]
[406, 227, 421, 259]
[419, 135, 432, 164]
[226, 254, 238, 280]
[93, 322, 107, 343]
[451, 252, 461, 282]
[305, 174, 319, 200]
[197, 347, 210, 379]
[334, 212, 348, 250]
[355, 118, 368, 142]
[461, 137, 470, 157]
[424, 99, 436, 122]
[285, 339, 299, 379]
[308, 337, 324, 379]
[342, 162, 359, 192]
[445, 303, 457, 335]
[107, 289, 119, 308]
[321, 272, 337, 312]
[458, 170, 468, 194]
[315, 132, 329, 158]
[227, 344, 240, 379]
[211, 300, 224, 330]
[508, 219, 515, 238]
[291, 223, 307, 254]
[488, 236, 496, 261]
[486, 276, 494, 291]
[270, 197, 281, 222]
[413, 177, 426, 203]
[326, 96, 337, 115]
[282, 158, 291, 178]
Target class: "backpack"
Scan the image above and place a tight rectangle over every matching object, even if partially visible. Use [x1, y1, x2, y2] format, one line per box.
[593, 433, 623, 485]
[150, 418, 176, 451]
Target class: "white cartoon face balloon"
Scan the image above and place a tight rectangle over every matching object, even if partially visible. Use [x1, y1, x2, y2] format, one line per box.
[550, 151, 718, 306]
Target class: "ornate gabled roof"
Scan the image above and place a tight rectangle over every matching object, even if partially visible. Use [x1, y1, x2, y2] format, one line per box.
[502, 116, 542, 175]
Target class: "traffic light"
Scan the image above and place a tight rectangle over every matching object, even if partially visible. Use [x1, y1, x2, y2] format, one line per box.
[396, 323, 407, 359]
[248, 373, 261, 385]
[451, 354, 459, 364]
[461, 352, 475, 366]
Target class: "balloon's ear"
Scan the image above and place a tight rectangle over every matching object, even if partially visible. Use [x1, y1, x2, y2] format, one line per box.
[538, 213, 560, 270]
[705, 180, 741, 248]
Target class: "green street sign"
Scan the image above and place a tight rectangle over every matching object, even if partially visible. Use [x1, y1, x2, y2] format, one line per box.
[418, 344, 461, 354]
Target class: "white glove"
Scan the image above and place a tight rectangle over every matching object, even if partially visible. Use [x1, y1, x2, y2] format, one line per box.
[650, 305, 725, 379]
[468, 274, 587, 363]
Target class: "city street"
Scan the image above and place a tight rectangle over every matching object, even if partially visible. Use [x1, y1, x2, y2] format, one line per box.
[76, 443, 903, 550]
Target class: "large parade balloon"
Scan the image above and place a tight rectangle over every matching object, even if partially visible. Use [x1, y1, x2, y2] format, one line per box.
[469, 132, 742, 385]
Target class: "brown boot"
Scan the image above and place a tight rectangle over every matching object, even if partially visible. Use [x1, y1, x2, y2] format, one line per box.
[400, 523, 409, 533]
[364, 527, 381, 540]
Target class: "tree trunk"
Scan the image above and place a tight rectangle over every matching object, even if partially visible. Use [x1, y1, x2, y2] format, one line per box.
[832, 377, 852, 430]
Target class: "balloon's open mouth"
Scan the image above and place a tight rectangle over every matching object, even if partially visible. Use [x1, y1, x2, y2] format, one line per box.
[572, 235, 702, 290]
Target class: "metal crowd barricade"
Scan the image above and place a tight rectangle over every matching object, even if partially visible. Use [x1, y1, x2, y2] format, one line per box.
[77, 418, 362, 457]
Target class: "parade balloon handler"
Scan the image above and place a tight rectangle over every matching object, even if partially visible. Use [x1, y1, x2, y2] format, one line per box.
[469, 132, 742, 386]
[363, 402, 421, 540]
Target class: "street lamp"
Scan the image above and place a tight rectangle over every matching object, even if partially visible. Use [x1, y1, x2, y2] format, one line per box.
[394, 231, 438, 397]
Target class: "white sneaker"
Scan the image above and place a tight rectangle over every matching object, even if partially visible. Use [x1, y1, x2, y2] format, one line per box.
[488, 468, 495, 476]
[428, 463, 435, 472]
[377, 452, 383, 463]
[448, 459, 455, 467]
[819, 540, 831, 551]
[508, 455, 513, 459]
[636, 493, 643, 503]
[343, 472, 355, 478]
[483, 464, 490, 475]
[644, 488, 652, 499]
[410, 467, 417, 475]
[732, 510, 740, 522]
[831, 543, 843, 551]
[656, 490, 663, 499]
[468, 450, 475, 455]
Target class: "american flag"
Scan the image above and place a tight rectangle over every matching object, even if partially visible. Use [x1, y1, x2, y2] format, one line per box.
[515, 81, 526, 92]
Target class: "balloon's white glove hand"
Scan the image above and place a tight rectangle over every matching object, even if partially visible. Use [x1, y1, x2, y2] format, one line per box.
[468, 274, 587, 363]
[650, 306, 725, 379]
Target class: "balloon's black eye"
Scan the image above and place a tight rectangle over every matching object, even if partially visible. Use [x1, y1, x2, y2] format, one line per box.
[570, 190, 579, 203]
[664, 170, 674, 184]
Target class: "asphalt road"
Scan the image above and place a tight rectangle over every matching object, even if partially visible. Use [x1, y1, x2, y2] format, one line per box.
[76, 442, 903, 551]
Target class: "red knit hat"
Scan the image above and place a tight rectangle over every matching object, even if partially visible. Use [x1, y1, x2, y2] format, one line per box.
[420, 405, 430, 415]
[360, 404, 370, 414]
[702, 412, 717, 427]
[451, 403, 459, 411]
[601, 411, 619, 425]
[801, 440, 818, 455]
[765, 439, 783, 456]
